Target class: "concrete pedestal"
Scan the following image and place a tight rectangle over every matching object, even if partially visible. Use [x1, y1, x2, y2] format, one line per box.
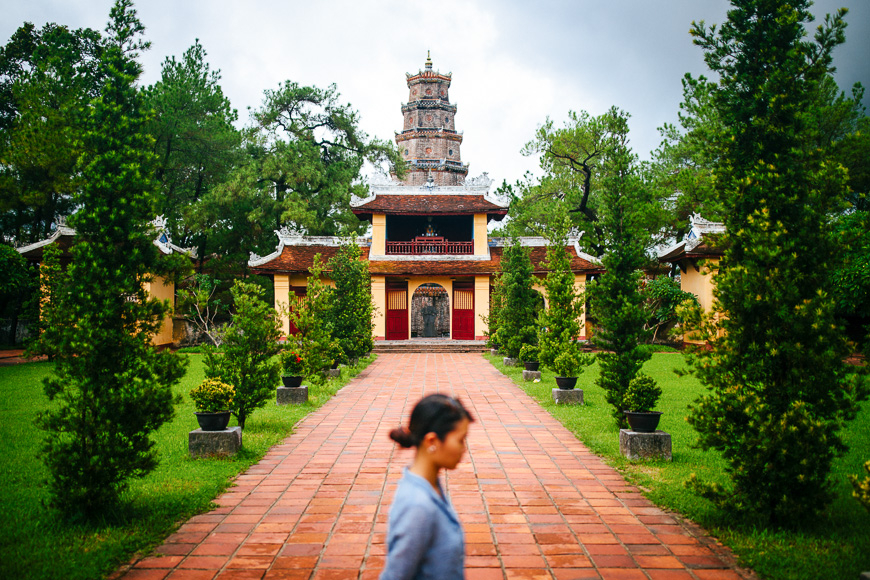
[619, 429, 672, 461]
[277, 386, 308, 405]
[323, 368, 340, 378]
[189, 426, 241, 458]
[523, 370, 542, 381]
[490, 348, 499, 356]
[503, 357, 517, 367]
[552, 388, 584, 405]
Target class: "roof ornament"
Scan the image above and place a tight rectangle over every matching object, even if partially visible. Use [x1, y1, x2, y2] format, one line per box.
[425, 51, 432, 71]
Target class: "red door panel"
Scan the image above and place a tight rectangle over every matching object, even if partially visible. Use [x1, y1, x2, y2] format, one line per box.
[452, 283, 474, 340]
[386, 284, 408, 340]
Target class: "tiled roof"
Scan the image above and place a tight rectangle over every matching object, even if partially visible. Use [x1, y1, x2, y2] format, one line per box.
[250, 245, 601, 277]
[351, 194, 507, 216]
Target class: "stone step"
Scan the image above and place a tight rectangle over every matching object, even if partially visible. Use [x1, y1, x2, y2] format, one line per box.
[373, 340, 488, 354]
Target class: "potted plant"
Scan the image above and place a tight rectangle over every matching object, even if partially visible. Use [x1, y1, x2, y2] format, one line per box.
[552, 347, 593, 390]
[280, 349, 305, 388]
[623, 373, 663, 432]
[324, 340, 343, 371]
[189, 378, 235, 431]
[519, 344, 540, 371]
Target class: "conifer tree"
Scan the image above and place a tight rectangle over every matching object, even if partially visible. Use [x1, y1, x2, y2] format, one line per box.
[326, 240, 374, 362]
[287, 255, 337, 385]
[35, 0, 186, 518]
[494, 237, 539, 359]
[587, 108, 654, 428]
[685, 1, 869, 525]
[203, 280, 282, 429]
[537, 209, 586, 370]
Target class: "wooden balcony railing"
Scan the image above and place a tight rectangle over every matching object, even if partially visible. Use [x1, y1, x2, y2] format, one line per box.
[385, 236, 474, 255]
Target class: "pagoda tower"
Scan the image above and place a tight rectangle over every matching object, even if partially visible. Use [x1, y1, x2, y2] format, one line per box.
[395, 53, 468, 186]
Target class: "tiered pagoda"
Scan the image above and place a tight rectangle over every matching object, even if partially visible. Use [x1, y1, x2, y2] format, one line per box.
[250, 56, 601, 341]
[395, 52, 468, 186]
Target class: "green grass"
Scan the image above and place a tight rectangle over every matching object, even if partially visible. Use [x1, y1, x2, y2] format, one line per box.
[0, 354, 376, 580]
[485, 352, 870, 580]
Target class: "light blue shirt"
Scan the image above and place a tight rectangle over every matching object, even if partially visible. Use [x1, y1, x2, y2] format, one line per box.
[380, 468, 465, 580]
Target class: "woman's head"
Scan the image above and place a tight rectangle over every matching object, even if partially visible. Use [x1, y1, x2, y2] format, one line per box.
[389, 394, 474, 449]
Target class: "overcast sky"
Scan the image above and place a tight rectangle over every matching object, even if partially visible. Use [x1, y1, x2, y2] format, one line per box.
[3, 0, 868, 190]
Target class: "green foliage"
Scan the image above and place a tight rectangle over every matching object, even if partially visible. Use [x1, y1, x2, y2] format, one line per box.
[0, 243, 36, 345]
[518, 343, 539, 363]
[203, 280, 281, 428]
[849, 461, 870, 513]
[623, 373, 661, 412]
[830, 210, 870, 345]
[552, 346, 594, 378]
[176, 273, 226, 347]
[0, 21, 102, 246]
[286, 255, 337, 385]
[537, 209, 584, 369]
[188, 378, 234, 412]
[143, 39, 241, 252]
[641, 276, 699, 343]
[493, 238, 539, 358]
[586, 108, 654, 428]
[482, 272, 504, 349]
[684, 1, 870, 526]
[33, 0, 187, 520]
[326, 239, 374, 362]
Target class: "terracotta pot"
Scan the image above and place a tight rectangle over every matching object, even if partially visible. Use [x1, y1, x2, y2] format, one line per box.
[624, 411, 663, 433]
[195, 411, 231, 431]
[282, 375, 304, 388]
[524, 361, 540, 371]
[555, 376, 577, 390]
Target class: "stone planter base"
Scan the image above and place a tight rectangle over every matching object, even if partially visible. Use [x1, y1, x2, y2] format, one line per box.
[619, 429, 672, 461]
[552, 388, 584, 405]
[189, 426, 242, 458]
[490, 348, 499, 356]
[322, 368, 340, 378]
[523, 370, 541, 381]
[503, 357, 517, 367]
[277, 386, 308, 405]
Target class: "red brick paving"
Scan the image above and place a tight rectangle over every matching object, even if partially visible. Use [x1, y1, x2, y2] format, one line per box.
[119, 353, 754, 580]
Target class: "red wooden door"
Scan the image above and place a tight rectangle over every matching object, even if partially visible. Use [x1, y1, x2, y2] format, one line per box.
[287, 286, 307, 335]
[452, 283, 475, 340]
[386, 283, 409, 340]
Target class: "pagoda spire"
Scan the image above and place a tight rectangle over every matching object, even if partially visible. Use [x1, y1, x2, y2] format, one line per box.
[395, 56, 468, 186]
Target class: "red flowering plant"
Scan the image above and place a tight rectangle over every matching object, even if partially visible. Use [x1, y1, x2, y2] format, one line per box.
[280, 350, 305, 376]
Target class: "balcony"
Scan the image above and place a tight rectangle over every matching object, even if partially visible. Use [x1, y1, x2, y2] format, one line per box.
[385, 236, 473, 255]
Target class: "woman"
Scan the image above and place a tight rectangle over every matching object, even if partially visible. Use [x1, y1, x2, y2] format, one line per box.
[380, 394, 474, 580]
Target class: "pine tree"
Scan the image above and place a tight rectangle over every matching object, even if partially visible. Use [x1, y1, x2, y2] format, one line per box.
[326, 240, 374, 362]
[494, 237, 539, 359]
[587, 108, 654, 428]
[685, 1, 869, 525]
[35, 0, 186, 518]
[537, 210, 587, 371]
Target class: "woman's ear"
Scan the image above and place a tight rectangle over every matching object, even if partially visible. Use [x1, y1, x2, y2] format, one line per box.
[421, 431, 439, 451]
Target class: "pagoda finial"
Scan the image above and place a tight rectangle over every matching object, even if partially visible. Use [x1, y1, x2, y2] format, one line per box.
[425, 51, 432, 71]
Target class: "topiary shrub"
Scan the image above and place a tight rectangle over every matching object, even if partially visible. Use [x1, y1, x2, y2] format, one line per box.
[519, 344, 540, 363]
[622, 373, 661, 412]
[189, 379, 235, 413]
[552, 346, 594, 378]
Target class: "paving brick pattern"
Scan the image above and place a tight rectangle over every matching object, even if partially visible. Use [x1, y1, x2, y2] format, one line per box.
[119, 353, 753, 580]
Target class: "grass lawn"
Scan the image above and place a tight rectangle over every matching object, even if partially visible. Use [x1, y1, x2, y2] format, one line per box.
[0, 354, 376, 580]
[485, 352, 870, 580]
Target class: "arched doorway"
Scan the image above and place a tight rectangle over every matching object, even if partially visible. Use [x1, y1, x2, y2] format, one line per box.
[411, 283, 449, 338]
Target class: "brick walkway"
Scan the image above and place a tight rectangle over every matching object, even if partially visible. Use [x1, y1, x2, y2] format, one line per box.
[120, 353, 752, 580]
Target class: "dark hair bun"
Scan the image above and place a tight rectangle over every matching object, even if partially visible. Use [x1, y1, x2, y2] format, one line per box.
[389, 426, 415, 448]
[390, 394, 474, 449]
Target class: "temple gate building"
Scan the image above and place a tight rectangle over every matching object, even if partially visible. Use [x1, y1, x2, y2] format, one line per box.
[250, 56, 601, 341]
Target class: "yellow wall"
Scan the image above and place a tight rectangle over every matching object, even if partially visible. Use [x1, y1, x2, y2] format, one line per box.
[144, 276, 175, 346]
[474, 276, 489, 339]
[473, 213, 488, 256]
[274, 274, 335, 337]
[371, 213, 386, 255]
[372, 275, 386, 338]
[532, 274, 589, 339]
[680, 258, 720, 344]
